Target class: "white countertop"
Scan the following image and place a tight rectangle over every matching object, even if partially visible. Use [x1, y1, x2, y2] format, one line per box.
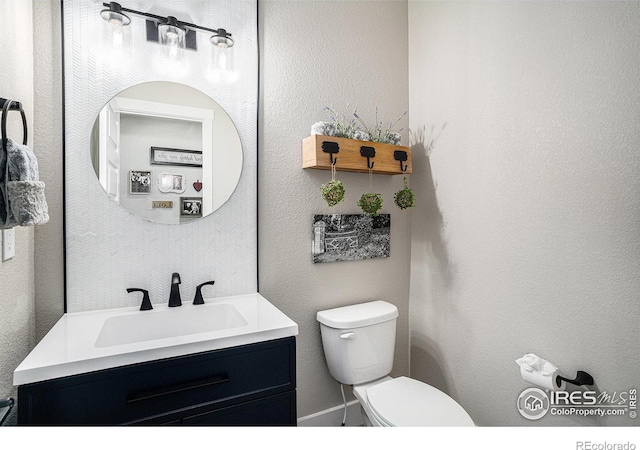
[14, 293, 298, 386]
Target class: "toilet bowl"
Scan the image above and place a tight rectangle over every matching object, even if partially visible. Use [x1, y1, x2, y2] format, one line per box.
[317, 301, 474, 427]
[353, 376, 474, 426]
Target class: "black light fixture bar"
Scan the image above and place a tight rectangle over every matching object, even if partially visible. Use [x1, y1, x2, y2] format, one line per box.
[102, 3, 226, 35]
[102, 2, 232, 51]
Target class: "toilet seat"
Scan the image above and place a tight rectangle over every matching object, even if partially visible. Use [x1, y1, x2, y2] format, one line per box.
[365, 377, 474, 427]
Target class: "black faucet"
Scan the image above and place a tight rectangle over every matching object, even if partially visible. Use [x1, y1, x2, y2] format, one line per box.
[127, 288, 153, 311]
[168, 272, 182, 307]
[193, 280, 215, 305]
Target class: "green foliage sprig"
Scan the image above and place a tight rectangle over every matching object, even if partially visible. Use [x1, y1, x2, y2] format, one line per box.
[322, 106, 358, 139]
[321, 106, 407, 145]
[354, 107, 407, 145]
[394, 177, 415, 210]
[358, 193, 383, 216]
[322, 179, 346, 207]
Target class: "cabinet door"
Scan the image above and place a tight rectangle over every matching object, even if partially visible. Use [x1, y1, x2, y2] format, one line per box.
[18, 337, 296, 425]
[182, 391, 297, 426]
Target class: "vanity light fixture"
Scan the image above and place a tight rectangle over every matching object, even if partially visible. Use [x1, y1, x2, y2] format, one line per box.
[101, 2, 132, 52]
[157, 16, 186, 64]
[210, 28, 235, 72]
[99, 2, 234, 65]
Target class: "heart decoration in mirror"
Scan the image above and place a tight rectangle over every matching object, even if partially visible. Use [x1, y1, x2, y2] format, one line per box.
[193, 180, 203, 192]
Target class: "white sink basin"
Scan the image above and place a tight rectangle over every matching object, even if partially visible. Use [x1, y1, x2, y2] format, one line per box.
[95, 303, 248, 347]
[14, 293, 298, 386]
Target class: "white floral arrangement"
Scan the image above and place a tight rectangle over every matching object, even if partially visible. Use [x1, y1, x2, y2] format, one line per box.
[310, 105, 406, 145]
[311, 122, 336, 136]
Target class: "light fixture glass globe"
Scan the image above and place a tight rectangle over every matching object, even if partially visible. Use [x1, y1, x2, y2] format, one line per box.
[100, 3, 131, 26]
[101, 11, 130, 26]
[210, 29, 234, 74]
[158, 17, 186, 49]
[211, 44, 234, 72]
[101, 3, 131, 55]
[210, 29, 234, 49]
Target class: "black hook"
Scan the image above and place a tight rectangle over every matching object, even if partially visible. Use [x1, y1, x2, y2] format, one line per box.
[360, 146, 376, 170]
[556, 370, 594, 388]
[394, 150, 408, 173]
[322, 141, 340, 166]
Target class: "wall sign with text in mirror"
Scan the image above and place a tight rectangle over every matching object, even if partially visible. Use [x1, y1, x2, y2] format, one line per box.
[151, 147, 203, 167]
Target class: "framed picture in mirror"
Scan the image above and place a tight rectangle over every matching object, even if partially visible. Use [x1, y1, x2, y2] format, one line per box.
[180, 197, 203, 218]
[158, 173, 186, 193]
[129, 170, 151, 194]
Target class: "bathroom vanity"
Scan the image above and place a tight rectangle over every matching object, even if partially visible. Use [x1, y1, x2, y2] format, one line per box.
[14, 294, 298, 426]
[45, 1, 267, 425]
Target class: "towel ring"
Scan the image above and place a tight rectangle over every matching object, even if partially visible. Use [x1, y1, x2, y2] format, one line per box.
[1, 98, 28, 146]
[1, 98, 28, 228]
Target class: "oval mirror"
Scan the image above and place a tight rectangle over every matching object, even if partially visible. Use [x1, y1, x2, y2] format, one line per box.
[90, 81, 242, 224]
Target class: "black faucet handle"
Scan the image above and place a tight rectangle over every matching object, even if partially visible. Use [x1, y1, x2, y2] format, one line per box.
[194, 280, 215, 305]
[127, 288, 153, 311]
[171, 272, 181, 284]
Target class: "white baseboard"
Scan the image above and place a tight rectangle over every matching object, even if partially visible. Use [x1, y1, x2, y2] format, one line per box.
[297, 400, 365, 427]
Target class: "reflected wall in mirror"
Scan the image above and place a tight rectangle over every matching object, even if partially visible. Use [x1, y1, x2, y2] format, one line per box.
[90, 81, 243, 224]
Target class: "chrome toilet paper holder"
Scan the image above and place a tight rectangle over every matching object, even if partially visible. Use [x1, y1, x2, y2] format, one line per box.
[556, 370, 594, 388]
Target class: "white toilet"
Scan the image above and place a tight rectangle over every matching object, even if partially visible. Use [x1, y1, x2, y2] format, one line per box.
[317, 300, 474, 427]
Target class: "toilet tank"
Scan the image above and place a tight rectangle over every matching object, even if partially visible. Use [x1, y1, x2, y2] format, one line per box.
[317, 301, 398, 385]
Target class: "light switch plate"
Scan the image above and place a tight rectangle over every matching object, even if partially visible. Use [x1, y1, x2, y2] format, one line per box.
[2, 228, 15, 261]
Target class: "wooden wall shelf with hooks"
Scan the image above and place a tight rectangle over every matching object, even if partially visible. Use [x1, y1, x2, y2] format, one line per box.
[302, 135, 412, 175]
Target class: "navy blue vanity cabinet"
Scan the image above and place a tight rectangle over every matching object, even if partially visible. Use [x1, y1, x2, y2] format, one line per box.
[17, 337, 296, 426]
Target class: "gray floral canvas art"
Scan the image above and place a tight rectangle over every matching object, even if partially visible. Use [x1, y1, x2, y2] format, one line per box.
[313, 214, 390, 263]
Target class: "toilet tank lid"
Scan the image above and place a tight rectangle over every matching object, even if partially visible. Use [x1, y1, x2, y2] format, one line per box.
[316, 301, 398, 329]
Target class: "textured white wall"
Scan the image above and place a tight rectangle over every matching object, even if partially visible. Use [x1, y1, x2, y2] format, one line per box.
[408, 1, 640, 426]
[64, 0, 258, 312]
[259, 0, 410, 418]
[33, 0, 65, 341]
[0, 0, 35, 425]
